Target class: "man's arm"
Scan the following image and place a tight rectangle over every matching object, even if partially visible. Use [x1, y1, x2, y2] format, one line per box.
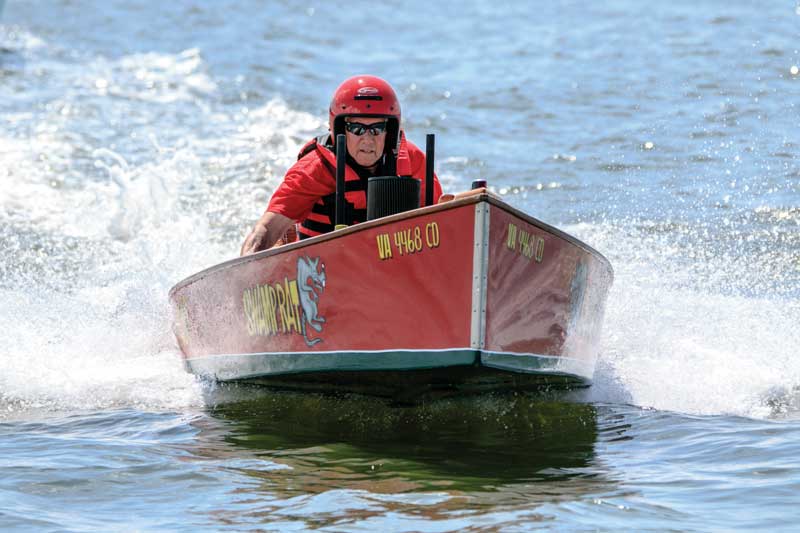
[240, 211, 295, 256]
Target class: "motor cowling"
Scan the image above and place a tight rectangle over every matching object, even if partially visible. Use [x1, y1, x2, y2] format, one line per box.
[366, 176, 420, 220]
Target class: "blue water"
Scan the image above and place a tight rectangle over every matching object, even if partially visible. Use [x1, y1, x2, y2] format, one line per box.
[1, 0, 799, 530]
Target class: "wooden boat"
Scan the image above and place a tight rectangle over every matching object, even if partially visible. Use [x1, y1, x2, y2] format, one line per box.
[169, 189, 614, 399]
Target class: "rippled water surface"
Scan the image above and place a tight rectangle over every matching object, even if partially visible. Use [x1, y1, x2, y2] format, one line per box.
[1, 0, 799, 530]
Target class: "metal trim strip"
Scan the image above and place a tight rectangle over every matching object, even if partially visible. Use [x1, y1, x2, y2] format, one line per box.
[185, 348, 479, 381]
[470, 202, 490, 349]
[480, 350, 594, 382]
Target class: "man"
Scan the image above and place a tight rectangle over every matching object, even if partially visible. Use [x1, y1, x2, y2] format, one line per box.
[240, 75, 443, 255]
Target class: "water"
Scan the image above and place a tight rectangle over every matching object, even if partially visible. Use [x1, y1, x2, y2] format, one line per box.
[1, 0, 799, 529]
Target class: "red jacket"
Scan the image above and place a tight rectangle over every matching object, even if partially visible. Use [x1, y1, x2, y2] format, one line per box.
[267, 132, 443, 239]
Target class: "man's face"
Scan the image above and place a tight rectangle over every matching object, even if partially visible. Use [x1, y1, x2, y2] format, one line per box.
[344, 117, 387, 168]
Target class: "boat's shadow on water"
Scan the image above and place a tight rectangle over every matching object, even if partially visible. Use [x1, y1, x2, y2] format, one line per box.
[194, 385, 612, 501]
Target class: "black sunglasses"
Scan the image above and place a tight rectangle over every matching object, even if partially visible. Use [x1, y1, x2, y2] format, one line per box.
[344, 121, 388, 136]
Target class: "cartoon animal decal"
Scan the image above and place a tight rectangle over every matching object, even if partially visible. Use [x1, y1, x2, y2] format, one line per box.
[297, 255, 326, 346]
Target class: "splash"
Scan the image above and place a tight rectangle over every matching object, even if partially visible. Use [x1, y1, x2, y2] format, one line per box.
[575, 218, 800, 419]
[0, 33, 323, 417]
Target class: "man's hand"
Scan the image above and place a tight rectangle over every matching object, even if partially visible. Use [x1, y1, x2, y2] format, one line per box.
[240, 212, 295, 256]
[240, 225, 269, 256]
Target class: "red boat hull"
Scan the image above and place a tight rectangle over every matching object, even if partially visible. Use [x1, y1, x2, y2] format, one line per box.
[169, 193, 613, 393]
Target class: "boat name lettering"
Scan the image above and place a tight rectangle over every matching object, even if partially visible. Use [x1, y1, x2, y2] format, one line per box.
[506, 223, 544, 262]
[242, 277, 303, 337]
[376, 222, 440, 260]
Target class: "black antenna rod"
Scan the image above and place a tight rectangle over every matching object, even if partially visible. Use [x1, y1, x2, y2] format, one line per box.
[425, 134, 435, 207]
[335, 133, 347, 228]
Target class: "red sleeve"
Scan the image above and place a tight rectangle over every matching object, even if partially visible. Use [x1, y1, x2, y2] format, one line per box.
[266, 156, 335, 222]
[407, 141, 443, 204]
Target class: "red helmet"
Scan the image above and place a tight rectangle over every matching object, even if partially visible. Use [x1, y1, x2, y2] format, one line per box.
[328, 75, 401, 136]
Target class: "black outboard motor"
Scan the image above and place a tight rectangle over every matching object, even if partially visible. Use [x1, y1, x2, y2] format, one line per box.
[366, 176, 420, 220]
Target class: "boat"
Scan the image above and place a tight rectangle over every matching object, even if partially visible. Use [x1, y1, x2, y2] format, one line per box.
[169, 179, 614, 399]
